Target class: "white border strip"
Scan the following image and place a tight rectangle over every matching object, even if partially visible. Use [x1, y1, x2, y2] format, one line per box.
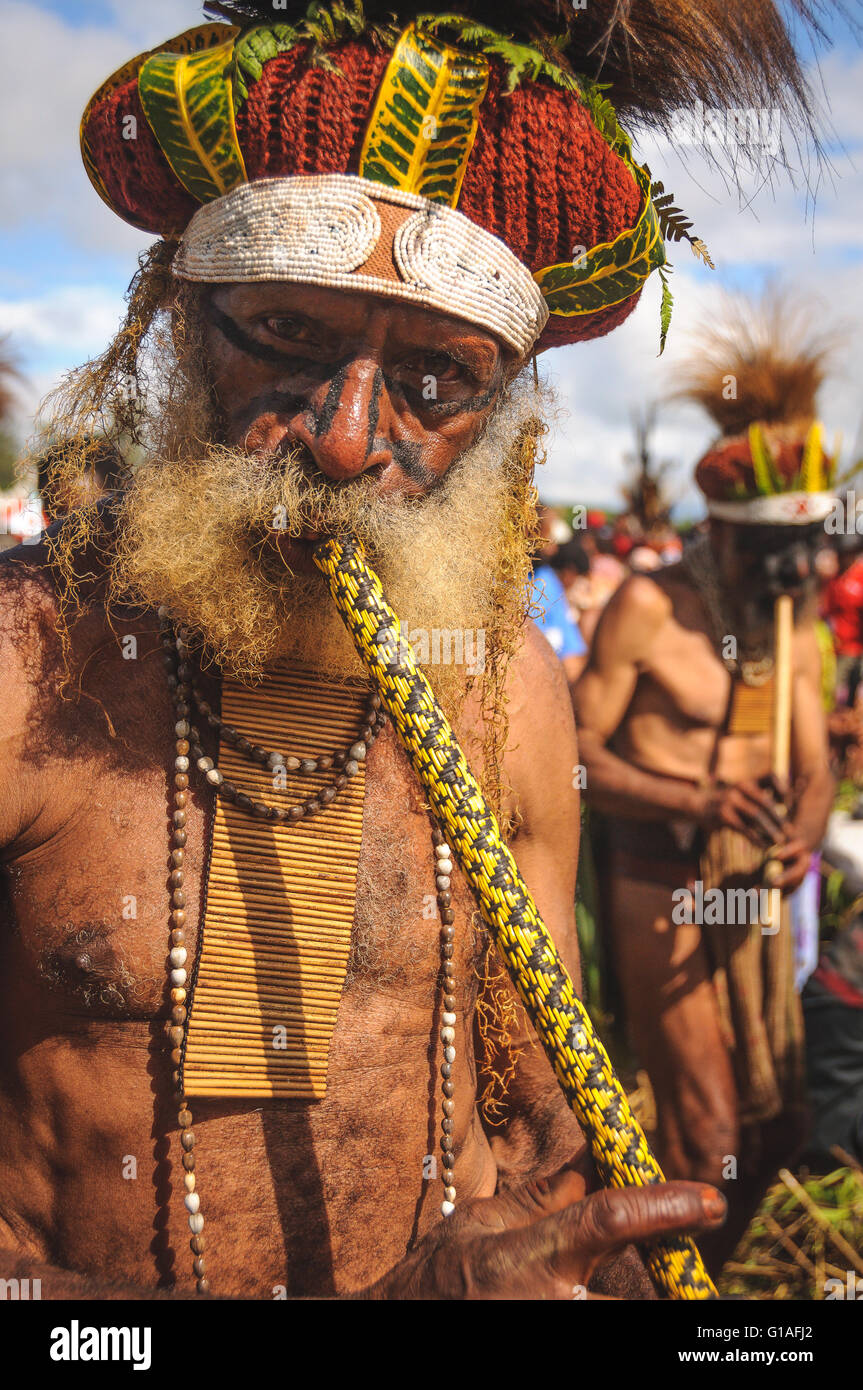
[706, 491, 836, 525]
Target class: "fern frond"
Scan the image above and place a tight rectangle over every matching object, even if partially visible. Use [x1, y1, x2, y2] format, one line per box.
[650, 179, 713, 269]
[415, 14, 579, 92]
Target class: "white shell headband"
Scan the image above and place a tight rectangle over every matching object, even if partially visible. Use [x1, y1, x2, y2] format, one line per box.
[172, 174, 549, 357]
[706, 491, 836, 525]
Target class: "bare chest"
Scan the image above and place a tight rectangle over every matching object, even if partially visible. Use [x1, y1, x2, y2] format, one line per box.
[0, 651, 494, 1291]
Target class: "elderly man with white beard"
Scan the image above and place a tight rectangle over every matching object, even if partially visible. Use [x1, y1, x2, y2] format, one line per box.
[0, 0, 835, 1299]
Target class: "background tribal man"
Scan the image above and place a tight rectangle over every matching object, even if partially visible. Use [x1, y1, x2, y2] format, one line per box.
[0, 2, 840, 1298]
[575, 294, 836, 1269]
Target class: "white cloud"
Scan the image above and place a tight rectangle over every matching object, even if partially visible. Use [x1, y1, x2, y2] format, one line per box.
[0, 0, 202, 256]
[0, 284, 125, 431]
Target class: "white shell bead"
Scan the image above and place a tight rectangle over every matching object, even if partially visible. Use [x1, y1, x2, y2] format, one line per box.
[184, 1192, 201, 1215]
[440, 1026, 455, 1045]
[175, 756, 189, 772]
[171, 968, 187, 987]
[170, 947, 187, 968]
[197, 756, 213, 772]
[184, 1173, 196, 1193]
[441, 1201, 455, 1218]
[175, 720, 190, 738]
[435, 843, 451, 859]
[436, 858, 453, 876]
[436, 875, 451, 891]
[189, 1213, 204, 1235]
[206, 768, 223, 786]
[442, 1011, 457, 1026]
[444, 1045, 456, 1064]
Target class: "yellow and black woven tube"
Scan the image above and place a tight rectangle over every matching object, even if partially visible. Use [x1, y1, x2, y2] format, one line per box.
[314, 535, 717, 1301]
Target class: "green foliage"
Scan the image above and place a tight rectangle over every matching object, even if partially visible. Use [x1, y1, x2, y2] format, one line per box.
[139, 39, 246, 200]
[657, 265, 674, 356]
[649, 176, 714, 269]
[0, 427, 19, 492]
[232, 2, 397, 101]
[415, 14, 578, 92]
[581, 81, 632, 161]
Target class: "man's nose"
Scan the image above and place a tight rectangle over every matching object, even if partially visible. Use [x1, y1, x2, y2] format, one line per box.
[295, 360, 391, 482]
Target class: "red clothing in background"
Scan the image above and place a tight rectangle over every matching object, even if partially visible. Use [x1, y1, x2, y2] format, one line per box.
[824, 557, 863, 656]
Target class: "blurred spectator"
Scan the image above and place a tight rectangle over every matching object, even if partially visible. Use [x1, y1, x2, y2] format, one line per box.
[821, 532, 863, 707]
[532, 554, 588, 682]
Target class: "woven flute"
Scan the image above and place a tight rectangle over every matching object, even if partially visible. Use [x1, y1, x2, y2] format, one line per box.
[314, 535, 717, 1301]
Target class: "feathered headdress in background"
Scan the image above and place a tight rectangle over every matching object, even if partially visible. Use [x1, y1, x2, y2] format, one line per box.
[79, 1, 843, 357]
[677, 287, 840, 523]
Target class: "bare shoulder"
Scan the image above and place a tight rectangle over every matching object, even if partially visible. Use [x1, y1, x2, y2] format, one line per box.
[0, 543, 61, 704]
[593, 571, 673, 660]
[506, 618, 575, 740]
[792, 614, 824, 678]
[611, 571, 674, 624]
[0, 544, 67, 851]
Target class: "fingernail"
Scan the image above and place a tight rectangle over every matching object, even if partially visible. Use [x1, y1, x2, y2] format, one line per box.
[701, 1187, 726, 1221]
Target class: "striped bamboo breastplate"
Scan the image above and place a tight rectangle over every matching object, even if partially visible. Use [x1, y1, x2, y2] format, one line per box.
[182, 664, 370, 1100]
[727, 673, 775, 737]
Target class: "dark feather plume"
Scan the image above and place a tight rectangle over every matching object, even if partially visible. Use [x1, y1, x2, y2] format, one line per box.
[671, 285, 840, 438]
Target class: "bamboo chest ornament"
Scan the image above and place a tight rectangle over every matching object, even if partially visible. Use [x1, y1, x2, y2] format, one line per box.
[182, 664, 370, 1100]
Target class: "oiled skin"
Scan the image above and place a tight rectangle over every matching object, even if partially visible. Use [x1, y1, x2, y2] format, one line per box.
[0, 545, 587, 1298]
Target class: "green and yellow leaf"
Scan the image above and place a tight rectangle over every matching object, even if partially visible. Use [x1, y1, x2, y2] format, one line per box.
[81, 24, 235, 221]
[533, 164, 666, 316]
[359, 23, 488, 206]
[139, 35, 247, 205]
[800, 420, 824, 492]
[232, 24, 300, 104]
[749, 423, 782, 496]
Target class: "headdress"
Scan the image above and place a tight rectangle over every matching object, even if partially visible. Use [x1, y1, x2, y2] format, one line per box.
[79, 1, 833, 358]
[679, 289, 839, 525]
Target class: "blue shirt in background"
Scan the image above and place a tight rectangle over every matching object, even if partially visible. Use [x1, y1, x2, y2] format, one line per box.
[532, 565, 587, 659]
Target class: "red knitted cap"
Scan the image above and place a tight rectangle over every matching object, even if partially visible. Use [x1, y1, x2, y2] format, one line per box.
[81, 22, 652, 351]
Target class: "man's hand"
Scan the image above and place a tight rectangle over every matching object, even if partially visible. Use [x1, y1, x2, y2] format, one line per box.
[763, 835, 812, 892]
[370, 1168, 725, 1300]
[696, 776, 789, 849]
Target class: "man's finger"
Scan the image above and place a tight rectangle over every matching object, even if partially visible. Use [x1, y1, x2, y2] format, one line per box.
[558, 1182, 726, 1268]
[463, 1181, 725, 1297]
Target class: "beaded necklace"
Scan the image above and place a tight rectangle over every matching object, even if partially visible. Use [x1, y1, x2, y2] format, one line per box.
[158, 610, 458, 1293]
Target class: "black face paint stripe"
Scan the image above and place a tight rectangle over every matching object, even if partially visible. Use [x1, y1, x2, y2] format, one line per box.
[207, 303, 302, 367]
[365, 368, 383, 460]
[314, 365, 349, 439]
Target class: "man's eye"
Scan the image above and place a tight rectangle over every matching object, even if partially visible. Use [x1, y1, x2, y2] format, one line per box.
[263, 317, 306, 342]
[400, 353, 464, 382]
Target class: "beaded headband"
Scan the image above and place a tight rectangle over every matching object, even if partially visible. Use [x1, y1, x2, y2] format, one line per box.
[706, 491, 836, 525]
[173, 174, 549, 356]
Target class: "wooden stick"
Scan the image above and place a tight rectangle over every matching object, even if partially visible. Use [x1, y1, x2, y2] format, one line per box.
[771, 593, 793, 783]
[765, 1215, 816, 1276]
[778, 1168, 863, 1276]
[763, 592, 794, 899]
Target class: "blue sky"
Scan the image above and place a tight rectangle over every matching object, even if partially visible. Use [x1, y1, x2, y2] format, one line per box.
[1, 0, 861, 515]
